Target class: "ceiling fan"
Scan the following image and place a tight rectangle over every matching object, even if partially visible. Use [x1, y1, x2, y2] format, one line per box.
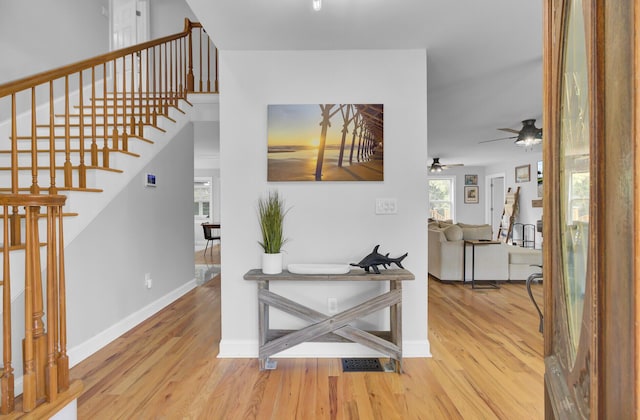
[480, 119, 543, 147]
[429, 157, 464, 173]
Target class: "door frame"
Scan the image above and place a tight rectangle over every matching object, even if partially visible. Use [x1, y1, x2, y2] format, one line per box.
[485, 172, 505, 238]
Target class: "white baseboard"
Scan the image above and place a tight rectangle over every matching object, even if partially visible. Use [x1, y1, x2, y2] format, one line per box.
[68, 278, 198, 368]
[402, 339, 431, 357]
[218, 339, 431, 358]
[217, 339, 258, 358]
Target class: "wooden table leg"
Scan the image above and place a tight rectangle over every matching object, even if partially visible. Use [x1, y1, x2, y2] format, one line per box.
[389, 280, 403, 373]
[258, 280, 270, 370]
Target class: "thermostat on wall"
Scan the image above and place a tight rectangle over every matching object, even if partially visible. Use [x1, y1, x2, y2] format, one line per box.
[145, 173, 157, 187]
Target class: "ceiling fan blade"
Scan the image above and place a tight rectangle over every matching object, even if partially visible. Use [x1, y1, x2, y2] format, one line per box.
[479, 136, 517, 144]
[498, 128, 520, 134]
[443, 163, 464, 167]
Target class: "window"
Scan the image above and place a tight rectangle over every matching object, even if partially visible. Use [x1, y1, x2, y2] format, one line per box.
[194, 178, 212, 219]
[429, 177, 455, 221]
[569, 170, 589, 223]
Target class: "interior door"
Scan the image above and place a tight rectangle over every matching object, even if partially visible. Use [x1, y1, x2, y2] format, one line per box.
[543, 0, 638, 418]
[109, 0, 149, 91]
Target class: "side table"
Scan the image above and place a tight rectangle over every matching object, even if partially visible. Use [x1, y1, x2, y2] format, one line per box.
[463, 240, 502, 289]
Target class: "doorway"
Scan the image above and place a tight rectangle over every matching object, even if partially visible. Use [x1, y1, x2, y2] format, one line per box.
[486, 173, 505, 239]
[109, 0, 149, 91]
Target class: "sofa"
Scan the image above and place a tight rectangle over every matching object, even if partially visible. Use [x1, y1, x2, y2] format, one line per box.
[428, 220, 542, 282]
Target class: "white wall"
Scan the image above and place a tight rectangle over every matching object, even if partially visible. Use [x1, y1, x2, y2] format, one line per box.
[218, 49, 429, 358]
[149, 0, 197, 39]
[64, 123, 194, 352]
[0, 0, 109, 84]
[486, 152, 543, 248]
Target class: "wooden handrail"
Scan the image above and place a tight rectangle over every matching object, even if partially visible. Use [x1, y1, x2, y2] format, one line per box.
[0, 20, 205, 99]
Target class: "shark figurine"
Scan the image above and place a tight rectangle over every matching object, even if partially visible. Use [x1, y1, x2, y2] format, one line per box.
[350, 245, 408, 274]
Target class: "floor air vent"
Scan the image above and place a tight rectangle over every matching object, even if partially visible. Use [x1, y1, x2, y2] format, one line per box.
[341, 358, 384, 372]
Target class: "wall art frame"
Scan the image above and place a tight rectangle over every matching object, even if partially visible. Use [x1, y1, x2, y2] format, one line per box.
[267, 103, 384, 182]
[465, 174, 478, 185]
[515, 164, 531, 183]
[464, 186, 479, 204]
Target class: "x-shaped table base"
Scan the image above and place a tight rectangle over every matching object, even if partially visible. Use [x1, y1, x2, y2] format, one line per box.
[256, 278, 404, 373]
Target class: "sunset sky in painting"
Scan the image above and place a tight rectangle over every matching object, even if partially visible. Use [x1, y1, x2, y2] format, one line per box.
[267, 104, 343, 148]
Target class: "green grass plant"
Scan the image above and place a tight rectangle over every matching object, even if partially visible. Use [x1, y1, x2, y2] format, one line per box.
[258, 190, 289, 254]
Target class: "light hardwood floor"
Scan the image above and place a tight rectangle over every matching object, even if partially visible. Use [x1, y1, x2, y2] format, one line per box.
[70, 249, 544, 419]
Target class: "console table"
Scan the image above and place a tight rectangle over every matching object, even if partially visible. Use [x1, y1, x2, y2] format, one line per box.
[243, 268, 415, 373]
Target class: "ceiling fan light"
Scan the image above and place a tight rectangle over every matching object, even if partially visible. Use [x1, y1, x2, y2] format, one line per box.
[313, 0, 322, 11]
[515, 136, 542, 147]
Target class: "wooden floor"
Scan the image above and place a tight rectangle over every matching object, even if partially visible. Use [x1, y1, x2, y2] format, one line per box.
[70, 249, 544, 419]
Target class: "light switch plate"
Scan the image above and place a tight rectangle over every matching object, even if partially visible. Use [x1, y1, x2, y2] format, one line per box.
[375, 198, 397, 214]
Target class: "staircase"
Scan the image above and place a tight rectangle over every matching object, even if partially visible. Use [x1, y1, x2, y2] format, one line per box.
[0, 19, 217, 417]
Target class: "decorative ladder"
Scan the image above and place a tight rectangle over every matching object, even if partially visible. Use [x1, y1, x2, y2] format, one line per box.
[497, 186, 520, 243]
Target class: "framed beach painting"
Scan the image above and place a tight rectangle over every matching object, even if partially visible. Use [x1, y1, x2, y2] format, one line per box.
[267, 104, 384, 181]
[465, 174, 478, 185]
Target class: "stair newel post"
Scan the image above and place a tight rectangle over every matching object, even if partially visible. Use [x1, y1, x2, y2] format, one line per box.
[30, 87, 40, 194]
[186, 19, 195, 92]
[45, 204, 58, 401]
[90, 66, 99, 167]
[1, 204, 15, 414]
[55, 201, 69, 391]
[28, 204, 47, 402]
[49, 81, 57, 194]
[78, 70, 87, 189]
[63, 76, 73, 189]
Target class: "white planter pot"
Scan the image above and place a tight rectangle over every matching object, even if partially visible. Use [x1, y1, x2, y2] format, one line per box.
[262, 252, 283, 274]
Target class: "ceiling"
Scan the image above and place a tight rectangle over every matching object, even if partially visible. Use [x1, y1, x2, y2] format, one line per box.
[187, 0, 543, 167]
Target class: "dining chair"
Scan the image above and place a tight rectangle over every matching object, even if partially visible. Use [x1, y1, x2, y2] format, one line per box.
[202, 223, 221, 256]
